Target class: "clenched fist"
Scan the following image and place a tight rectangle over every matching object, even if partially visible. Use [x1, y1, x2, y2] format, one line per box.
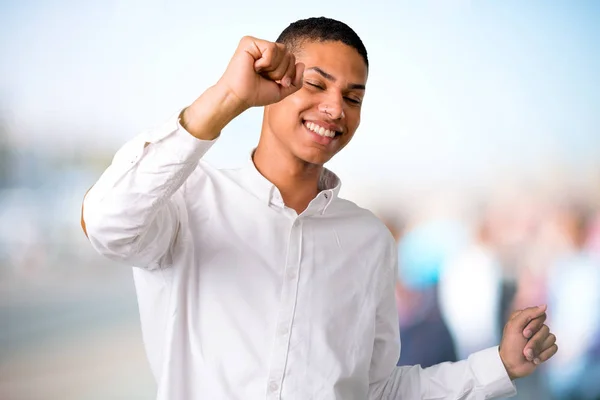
[181, 36, 305, 141]
[217, 36, 305, 108]
[499, 305, 558, 380]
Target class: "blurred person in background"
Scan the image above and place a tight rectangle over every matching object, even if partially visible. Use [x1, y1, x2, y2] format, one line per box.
[543, 202, 600, 400]
[506, 196, 560, 400]
[81, 17, 557, 400]
[387, 212, 459, 368]
[488, 194, 542, 329]
[438, 205, 503, 360]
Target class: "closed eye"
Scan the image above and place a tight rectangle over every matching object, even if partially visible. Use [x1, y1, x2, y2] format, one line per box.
[345, 97, 361, 105]
[306, 82, 324, 90]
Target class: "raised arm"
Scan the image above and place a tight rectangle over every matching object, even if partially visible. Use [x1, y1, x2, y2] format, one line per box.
[82, 36, 304, 268]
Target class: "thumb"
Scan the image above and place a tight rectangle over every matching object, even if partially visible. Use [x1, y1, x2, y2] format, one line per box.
[510, 305, 547, 331]
[278, 62, 305, 99]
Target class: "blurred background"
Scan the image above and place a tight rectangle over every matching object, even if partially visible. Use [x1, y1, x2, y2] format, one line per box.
[1, 0, 599, 399]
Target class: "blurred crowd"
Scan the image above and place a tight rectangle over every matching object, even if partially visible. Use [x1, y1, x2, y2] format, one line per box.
[2, 127, 600, 399]
[379, 188, 600, 400]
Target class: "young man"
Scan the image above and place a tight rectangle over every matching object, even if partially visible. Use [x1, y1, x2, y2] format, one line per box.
[82, 17, 557, 399]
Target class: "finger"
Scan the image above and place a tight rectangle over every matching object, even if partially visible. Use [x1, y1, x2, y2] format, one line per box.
[539, 332, 557, 351]
[254, 43, 285, 73]
[510, 304, 547, 330]
[279, 62, 305, 98]
[524, 324, 550, 361]
[239, 35, 266, 62]
[533, 343, 558, 365]
[265, 52, 291, 83]
[279, 53, 297, 88]
[253, 45, 277, 72]
[523, 313, 547, 339]
[292, 62, 305, 88]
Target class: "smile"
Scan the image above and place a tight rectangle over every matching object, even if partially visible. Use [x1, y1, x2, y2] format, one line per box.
[303, 121, 340, 138]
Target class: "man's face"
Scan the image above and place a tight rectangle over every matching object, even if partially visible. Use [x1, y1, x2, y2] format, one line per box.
[263, 40, 368, 165]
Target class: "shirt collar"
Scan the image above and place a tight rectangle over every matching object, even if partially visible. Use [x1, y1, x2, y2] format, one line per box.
[241, 149, 341, 215]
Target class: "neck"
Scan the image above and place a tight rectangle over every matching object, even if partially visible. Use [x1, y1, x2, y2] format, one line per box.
[253, 140, 322, 215]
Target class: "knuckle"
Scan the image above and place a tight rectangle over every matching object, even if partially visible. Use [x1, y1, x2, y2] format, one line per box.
[279, 54, 290, 67]
[287, 60, 296, 72]
[277, 58, 289, 70]
[542, 324, 550, 334]
[534, 313, 545, 322]
[285, 53, 294, 66]
[526, 319, 537, 328]
[262, 52, 274, 64]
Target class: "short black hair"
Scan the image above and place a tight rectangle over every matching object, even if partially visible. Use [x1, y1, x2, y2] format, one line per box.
[276, 17, 368, 68]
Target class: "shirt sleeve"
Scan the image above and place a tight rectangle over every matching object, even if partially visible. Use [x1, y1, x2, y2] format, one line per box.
[83, 110, 216, 269]
[368, 239, 518, 400]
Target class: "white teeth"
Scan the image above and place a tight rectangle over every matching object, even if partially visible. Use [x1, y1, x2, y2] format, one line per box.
[305, 122, 336, 138]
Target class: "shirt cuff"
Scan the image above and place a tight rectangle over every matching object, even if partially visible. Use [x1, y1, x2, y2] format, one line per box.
[143, 109, 217, 164]
[469, 346, 517, 398]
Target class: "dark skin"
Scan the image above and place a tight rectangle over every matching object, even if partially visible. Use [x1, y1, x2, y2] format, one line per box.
[253, 40, 367, 214]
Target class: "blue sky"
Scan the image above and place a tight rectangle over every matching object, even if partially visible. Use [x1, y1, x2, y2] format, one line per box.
[1, 0, 598, 196]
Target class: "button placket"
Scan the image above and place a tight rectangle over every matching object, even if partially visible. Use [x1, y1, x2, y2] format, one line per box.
[265, 218, 303, 399]
[268, 381, 279, 392]
[278, 325, 289, 336]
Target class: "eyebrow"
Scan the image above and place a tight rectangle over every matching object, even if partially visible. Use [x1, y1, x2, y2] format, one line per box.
[306, 67, 366, 90]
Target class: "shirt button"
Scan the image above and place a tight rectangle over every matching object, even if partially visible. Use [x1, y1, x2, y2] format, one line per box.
[287, 269, 297, 280]
[278, 325, 289, 335]
[269, 381, 279, 392]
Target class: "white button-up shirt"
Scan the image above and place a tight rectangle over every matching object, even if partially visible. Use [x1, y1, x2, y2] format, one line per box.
[83, 112, 517, 400]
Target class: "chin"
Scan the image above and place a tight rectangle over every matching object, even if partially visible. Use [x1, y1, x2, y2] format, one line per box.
[294, 146, 334, 166]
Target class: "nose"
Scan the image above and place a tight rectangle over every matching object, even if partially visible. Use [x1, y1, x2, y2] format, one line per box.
[318, 94, 345, 120]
